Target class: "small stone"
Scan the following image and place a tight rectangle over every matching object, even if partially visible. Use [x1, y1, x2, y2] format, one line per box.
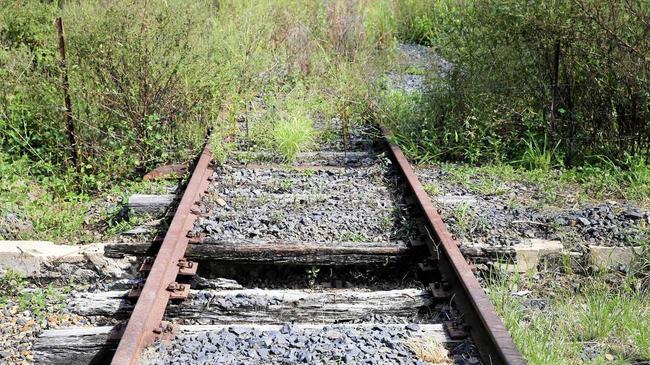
[405, 323, 420, 331]
[325, 330, 343, 340]
[215, 197, 227, 207]
[623, 209, 644, 220]
[257, 347, 269, 359]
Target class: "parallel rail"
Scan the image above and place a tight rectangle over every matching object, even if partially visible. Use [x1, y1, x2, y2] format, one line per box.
[109, 134, 525, 364]
[111, 144, 214, 365]
[383, 131, 524, 364]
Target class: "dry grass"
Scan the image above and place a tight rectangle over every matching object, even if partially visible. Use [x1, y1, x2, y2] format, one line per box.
[406, 336, 452, 364]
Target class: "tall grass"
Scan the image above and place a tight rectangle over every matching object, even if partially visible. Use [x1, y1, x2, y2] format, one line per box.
[488, 270, 650, 364]
[1, 0, 395, 189]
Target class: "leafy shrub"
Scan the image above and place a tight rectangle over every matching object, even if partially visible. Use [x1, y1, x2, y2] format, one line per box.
[1, 0, 214, 191]
[387, 0, 650, 169]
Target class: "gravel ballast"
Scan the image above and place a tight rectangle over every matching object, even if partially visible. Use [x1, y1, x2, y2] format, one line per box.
[193, 161, 420, 243]
[415, 167, 649, 248]
[141, 324, 462, 365]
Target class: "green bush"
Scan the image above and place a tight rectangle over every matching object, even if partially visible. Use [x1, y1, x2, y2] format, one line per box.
[387, 0, 650, 168]
[1, 0, 214, 191]
[273, 115, 314, 162]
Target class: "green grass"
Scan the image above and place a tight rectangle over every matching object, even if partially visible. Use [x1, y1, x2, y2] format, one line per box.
[423, 182, 442, 196]
[430, 162, 650, 207]
[340, 232, 368, 242]
[273, 116, 314, 162]
[3, 0, 397, 194]
[488, 269, 650, 365]
[0, 152, 176, 244]
[516, 134, 561, 172]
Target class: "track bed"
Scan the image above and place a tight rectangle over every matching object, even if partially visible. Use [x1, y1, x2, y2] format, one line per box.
[135, 146, 478, 364]
[34, 129, 522, 364]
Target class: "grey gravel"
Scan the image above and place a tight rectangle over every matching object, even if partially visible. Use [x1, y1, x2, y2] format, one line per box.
[386, 73, 428, 94]
[193, 161, 420, 243]
[416, 167, 649, 247]
[387, 43, 452, 94]
[141, 324, 448, 365]
[396, 43, 451, 73]
[0, 212, 33, 239]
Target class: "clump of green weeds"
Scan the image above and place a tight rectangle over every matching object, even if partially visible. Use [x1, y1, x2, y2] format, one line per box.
[423, 182, 442, 196]
[516, 134, 561, 172]
[451, 202, 479, 238]
[0, 270, 68, 319]
[306, 266, 321, 287]
[210, 132, 234, 167]
[272, 116, 314, 162]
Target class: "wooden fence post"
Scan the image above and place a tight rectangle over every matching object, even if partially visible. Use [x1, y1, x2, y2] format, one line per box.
[55, 17, 80, 178]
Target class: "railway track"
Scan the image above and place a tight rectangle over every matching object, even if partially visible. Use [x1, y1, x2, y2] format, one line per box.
[34, 128, 524, 364]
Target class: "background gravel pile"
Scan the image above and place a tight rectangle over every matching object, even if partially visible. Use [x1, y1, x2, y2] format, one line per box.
[194, 162, 420, 243]
[142, 324, 451, 365]
[313, 118, 378, 152]
[386, 43, 452, 94]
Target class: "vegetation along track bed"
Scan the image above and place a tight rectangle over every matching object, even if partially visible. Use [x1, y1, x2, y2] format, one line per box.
[33, 130, 525, 365]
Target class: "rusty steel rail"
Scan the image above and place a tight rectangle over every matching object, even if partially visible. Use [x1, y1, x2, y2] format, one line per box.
[382, 130, 525, 365]
[111, 144, 214, 365]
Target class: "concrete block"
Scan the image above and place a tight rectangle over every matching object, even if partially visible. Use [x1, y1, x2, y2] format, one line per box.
[0, 241, 135, 278]
[0, 241, 79, 276]
[127, 194, 175, 217]
[435, 195, 477, 206]
[589, 245, 644, 269]
[503, 239, 564, 273]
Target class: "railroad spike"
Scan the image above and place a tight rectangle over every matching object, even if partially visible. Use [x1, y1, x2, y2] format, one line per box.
[153, 321, 178, 341]
[177, 258, 198, 276]
[166, 282, 190, 300]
